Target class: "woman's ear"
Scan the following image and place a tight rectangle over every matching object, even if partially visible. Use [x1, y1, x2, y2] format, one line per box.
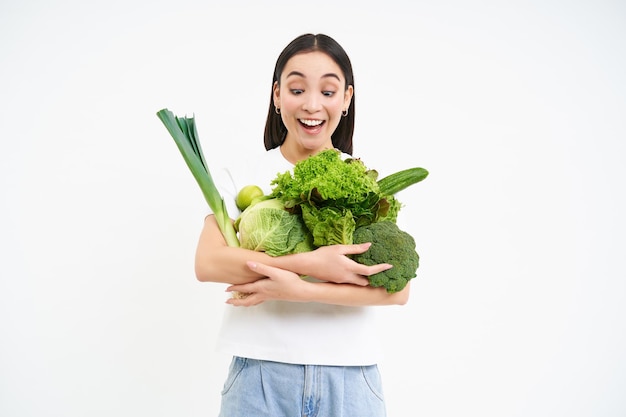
[273, 81, 280, 108]
[344, 85, 354, 110]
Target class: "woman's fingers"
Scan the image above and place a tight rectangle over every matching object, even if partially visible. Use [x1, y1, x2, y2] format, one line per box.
[226, 262, 307, 306]
[359, 262, 393, 276]
[226, 292, 263, 306]
[245, 260, 277, 276]
[338, 242, 372, 255]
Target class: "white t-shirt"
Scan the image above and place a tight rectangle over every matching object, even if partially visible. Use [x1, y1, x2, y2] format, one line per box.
[207, 147, 384, 366]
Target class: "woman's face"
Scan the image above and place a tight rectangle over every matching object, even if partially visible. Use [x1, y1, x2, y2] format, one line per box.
[274, 51, 353, 159]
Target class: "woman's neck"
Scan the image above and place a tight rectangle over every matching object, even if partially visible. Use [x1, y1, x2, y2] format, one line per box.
[279, 139, 334, 165]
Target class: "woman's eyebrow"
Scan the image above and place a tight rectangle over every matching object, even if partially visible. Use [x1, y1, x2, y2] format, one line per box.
[286, 71, 341, 82]
[286, 71, 305, 79]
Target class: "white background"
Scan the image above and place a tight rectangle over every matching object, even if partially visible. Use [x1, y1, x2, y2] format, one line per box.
[1, 1, 625, 416]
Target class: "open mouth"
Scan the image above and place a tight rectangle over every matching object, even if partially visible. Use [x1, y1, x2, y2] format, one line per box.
[299, 119, 324, 129]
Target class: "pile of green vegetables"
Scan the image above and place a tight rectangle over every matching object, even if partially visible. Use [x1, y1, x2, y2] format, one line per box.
[157, 109, 428, 293]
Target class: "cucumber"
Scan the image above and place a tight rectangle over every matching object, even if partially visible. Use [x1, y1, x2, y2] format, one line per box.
[377, 167, 429, 195]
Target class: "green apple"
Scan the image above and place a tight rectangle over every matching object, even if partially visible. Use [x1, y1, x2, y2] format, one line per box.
[236, 185, 264, 211]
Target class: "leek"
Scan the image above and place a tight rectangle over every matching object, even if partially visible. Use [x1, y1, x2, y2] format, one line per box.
[156, 108, 240, 247]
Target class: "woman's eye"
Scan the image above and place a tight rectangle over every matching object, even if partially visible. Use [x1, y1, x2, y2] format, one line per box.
[290, 89, 304, 95]
[322, 91, 335, 97]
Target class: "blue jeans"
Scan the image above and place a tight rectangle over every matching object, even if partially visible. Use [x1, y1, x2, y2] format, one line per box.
[218, 357, 387, 417]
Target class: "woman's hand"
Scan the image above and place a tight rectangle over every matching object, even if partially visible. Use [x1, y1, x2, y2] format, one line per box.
[292, 242, 392, 286]
[226, 261, 311, 306]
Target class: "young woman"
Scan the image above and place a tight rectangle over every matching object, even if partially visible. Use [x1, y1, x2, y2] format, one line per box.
[195, 33, 410, 417]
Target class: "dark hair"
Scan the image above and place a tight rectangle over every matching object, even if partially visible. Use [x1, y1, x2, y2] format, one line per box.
[263, 33, 356, 155]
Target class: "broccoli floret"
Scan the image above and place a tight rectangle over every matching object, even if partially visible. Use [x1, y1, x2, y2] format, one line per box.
[351, 221, 419, 293]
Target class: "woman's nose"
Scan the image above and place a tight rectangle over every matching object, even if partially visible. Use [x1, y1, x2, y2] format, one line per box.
[302, 93, 322, 112]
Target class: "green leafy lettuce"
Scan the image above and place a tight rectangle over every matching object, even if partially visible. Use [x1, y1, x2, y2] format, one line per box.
[268, 149, 399, 247]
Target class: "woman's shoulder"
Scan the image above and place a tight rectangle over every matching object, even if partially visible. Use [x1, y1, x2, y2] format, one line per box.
[222, 147, 292, 194]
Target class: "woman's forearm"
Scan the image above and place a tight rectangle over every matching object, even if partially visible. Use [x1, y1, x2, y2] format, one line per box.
[194, 217, 335, 284]
[194, 216, 267, 283]
[304, 281, 411, 306]
[195, 216, 390, 286]
[194, 216, 328, 284]
[225, 261, 411, 307]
